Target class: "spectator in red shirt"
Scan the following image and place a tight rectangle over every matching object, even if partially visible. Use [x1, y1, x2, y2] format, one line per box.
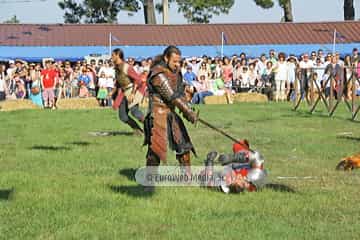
[41, 60, 58, 109]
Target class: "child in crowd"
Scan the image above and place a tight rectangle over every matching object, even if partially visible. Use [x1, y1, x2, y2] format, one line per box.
[97, 71, 108, 106]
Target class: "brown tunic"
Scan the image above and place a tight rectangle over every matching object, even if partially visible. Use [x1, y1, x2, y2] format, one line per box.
[144, 63, 195, 162]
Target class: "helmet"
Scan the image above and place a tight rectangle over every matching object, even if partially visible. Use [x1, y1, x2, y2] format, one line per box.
[249, 151, 265, 168]
[246, 168, 267, 189]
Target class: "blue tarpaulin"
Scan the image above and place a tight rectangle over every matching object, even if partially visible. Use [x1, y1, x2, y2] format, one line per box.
[0, 43, 358, 62]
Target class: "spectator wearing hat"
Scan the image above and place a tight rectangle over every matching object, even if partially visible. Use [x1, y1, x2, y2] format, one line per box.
[41, 60, 58, 108]
[7, 60, 16, 79]
[183, 65, 197, 87]
[186, 57, 202, 76]
[299, 53, 313, 98]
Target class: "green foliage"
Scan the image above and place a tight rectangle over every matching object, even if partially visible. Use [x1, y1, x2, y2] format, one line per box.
[254, 0, 293, 22]
[156, 0, 235, 23]
[176, 0, 235, 23]
[254, 0, 288, 8]
[3, 15, 20, 24]
[254, 0, 274, 9]
[1, 103, 360, 239]
[58, 0, 234, 24]
[58, 0, 141, 23]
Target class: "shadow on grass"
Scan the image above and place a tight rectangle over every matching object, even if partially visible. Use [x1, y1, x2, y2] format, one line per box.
[88, 131, 134, 137]
[264, 183, 296, 193]
[109, 185, 154, 198]
[30, 145, 71, 151]
[0, 188, 14, 200]
[336, 135, 360, 142]
[119, 168, 137, 181]
[67, 141, 91, 146]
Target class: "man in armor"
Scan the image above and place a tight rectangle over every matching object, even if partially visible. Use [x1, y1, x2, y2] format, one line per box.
[111, 49, 145, 135]
[144, 46, 198, 176]
[203, 140, 267, 193]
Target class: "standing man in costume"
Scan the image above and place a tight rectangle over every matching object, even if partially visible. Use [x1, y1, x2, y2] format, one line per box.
[111, 48, 145, 135]
[144, 46, 198, 176]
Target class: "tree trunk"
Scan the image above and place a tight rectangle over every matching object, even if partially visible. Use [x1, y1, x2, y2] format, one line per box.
[283, 0, 293, 22]
[143, 0, 157, 24]
[162, 0, 169, 24]
[344, 0, 355, 20]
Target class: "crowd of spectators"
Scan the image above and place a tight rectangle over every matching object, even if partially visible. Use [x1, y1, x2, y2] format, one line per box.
[0, 48, 360, 107]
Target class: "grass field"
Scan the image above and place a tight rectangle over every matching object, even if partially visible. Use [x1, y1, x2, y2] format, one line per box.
[1, 102, 360, 239]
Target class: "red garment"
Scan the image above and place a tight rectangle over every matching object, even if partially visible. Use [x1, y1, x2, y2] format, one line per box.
[41, 69, 58, 89]
[232, 139, 250, 153]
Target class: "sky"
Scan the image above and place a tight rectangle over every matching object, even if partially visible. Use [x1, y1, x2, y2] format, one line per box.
[0, 0, 358, 24]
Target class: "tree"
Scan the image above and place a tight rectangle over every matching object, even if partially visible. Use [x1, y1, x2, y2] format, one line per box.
[156, 0, 235, 23]
[58, 0, 156, 24]
[254, 0, 293, 22]
[344, 0, 355, 20]
[58, 0, 233, 24]
[143, 0, 156, 24]
[3, 15, 20, 24]
[58, 0, 141, 24]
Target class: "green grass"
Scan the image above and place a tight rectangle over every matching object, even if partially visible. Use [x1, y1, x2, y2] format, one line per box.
[1, 102, 360, 239]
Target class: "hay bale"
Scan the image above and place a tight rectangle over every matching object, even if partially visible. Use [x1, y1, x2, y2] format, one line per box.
[204, 95, 228, 105]
[0, 100, 40, 111]
[234, 93, 268, 103]
[56, 97, 101, 110]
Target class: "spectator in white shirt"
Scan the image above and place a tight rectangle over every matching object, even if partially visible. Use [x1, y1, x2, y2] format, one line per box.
[274, 52, 288, 101]
[314, 58, 325, 89]
[6, 60, 16, 80]
[0, 65, 7, 101]
[317, 49, 325, 63]
[187, 57, 202, 76]
[256, 54, 267, 77]
[299, 53, 313, 97]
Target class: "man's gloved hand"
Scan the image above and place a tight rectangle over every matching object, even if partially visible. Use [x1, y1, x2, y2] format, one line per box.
[173, 98, 198, 124]
[183, 110, 198, 124]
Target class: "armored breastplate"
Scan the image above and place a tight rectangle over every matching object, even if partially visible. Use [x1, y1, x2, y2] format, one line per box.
[148, 65, 181, 94]
[115, 63, 132, 89]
